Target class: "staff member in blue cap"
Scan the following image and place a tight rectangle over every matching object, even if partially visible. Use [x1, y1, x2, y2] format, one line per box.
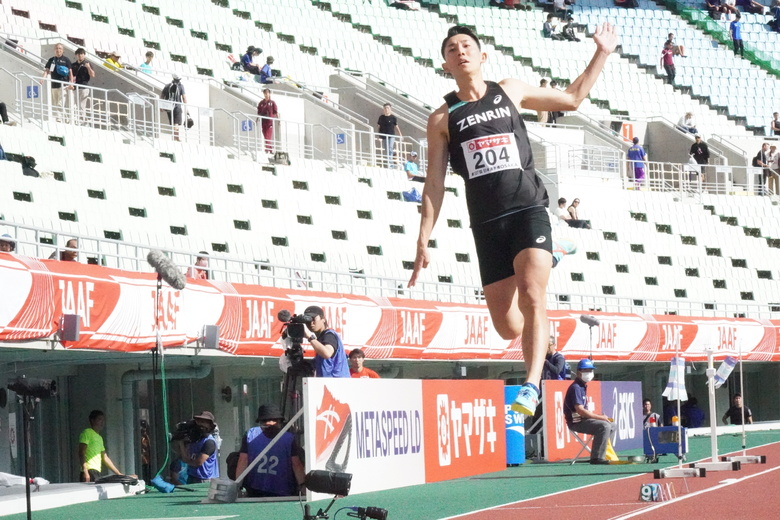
[563, 358, 615, 464]
[303, 306, 350, 378]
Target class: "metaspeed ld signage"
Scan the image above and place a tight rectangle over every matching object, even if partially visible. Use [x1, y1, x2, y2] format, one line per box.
[303, 378, 506, 498]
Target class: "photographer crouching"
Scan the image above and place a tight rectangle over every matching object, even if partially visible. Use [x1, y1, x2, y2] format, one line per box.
[174, 411, 220, 483]
[303, 306, 350, 378]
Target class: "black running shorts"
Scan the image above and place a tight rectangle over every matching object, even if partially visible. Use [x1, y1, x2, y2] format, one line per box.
[471, 206, 552, 286]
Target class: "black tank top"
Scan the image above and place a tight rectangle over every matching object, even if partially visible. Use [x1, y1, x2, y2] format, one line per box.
[445, 81, 548, 226]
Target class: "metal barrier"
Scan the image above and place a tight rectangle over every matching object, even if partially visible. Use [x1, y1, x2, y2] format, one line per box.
[627, 160, 774, 197]
[2, 220, 778, 319]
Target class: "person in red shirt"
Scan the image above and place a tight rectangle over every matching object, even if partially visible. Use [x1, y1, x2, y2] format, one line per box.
[660, 41, 675, 85]
[349, 349, 380, 379]
[256, 88, 279, 154]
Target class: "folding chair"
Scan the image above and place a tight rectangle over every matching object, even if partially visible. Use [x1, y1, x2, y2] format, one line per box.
[569, 429, 591, 465]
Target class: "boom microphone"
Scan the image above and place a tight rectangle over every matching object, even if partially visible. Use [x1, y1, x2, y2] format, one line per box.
[277, 309, 291, 322]
[580, 314, 600, 328]
[147, 250, 186, 290]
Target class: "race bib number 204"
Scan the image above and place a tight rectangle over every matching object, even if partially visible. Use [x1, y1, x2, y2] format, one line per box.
[460, 133, 522, 179]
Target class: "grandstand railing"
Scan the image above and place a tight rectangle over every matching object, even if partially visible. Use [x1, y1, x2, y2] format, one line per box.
[631, 160, 772, 197]
[3, 220, 779, 319]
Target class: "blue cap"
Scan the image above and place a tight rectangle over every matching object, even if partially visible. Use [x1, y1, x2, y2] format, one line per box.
[577, 358, 596, 370]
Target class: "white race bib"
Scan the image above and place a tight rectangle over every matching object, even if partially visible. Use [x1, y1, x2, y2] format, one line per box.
[460, 133, 522, 179]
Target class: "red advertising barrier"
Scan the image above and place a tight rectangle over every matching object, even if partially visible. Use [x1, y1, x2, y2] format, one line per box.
[422, 380, 506, 482]
[1, 254, 779, 362]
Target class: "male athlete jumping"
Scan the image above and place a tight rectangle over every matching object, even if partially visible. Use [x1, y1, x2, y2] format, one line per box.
[408, 24, 618, 415]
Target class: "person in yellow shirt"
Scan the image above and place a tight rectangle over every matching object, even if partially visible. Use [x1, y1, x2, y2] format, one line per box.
[78, 410, 124, 482]
[103, 51, 124, 71]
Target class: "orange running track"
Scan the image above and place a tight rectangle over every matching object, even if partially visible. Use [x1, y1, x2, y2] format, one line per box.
[447, 442, 780, 520]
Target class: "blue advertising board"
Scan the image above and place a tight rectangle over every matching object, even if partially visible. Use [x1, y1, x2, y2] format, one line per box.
[504, 386, 525, 465]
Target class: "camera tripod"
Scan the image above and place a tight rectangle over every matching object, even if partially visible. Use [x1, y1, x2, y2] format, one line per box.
[280, 349, 314, 450]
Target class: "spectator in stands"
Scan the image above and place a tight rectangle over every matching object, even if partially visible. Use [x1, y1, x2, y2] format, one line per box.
[722, 393, 753, 425]
[771, 0, 780, 31]
[50, 238, 79, 261]
[754, 142, 771, 194]
[771, 112, 780, 136]
[549, 80, 565, 124]
[139, 51, 155, 74]
[642, 399, 662, 429]
[768, 144, 779, 194]
[41, 43, 74, 121]
[689, 134, 710, 172]
[615, 0, 639, 7]
[259, 56, 275, 84]
[349, 349, 381, 378]
[103, 51, 124, 71]
[554, 0, 574, 18]
[377, 103, 402, 168]
[241, 46, 262, 75]
[730, 13, 744, 57]
[706, 0, 736, 18]
[187, 251, 210, 280]
[0, 101, 17, 126]
[567, 198, 584, 221]
[627, 137, 648, 186]
[256, 88, 279, 154]
[0, 234, 16, 252]
[556, 197, 590, 228]
[71, 48, 95, 123]
[405, 151, 425, 182]
[161, 75, 187, 142]
[661, 41, 675, 85]
[666, 33, 687, 58]
[562, 18, 581, 42]
[537, 79, 549, 123]
[677, 112, 698, 134]
[689, 134, 708, 163]
[543, 14, 565, 41]
[735, 0, 767, 14]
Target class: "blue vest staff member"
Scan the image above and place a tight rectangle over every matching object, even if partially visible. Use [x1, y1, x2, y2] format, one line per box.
[235, 404, 305, 497]
[563, 359, 616, 465]
[303, 306, 351, 378]
[182, 411, 219, 482]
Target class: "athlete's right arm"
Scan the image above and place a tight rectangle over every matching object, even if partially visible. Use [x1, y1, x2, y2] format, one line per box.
[408, 105, 449, 288]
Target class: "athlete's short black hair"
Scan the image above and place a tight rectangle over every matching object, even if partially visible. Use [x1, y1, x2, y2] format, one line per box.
[441, 26, 481, 59]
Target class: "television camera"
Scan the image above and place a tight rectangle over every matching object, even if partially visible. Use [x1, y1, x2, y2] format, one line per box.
[277, 309, 313, 368]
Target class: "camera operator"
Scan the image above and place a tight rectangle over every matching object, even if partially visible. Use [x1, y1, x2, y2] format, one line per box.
[176, 411, 220, 483]
[303, 306, 350, 378]
[235, 404, 305, 497]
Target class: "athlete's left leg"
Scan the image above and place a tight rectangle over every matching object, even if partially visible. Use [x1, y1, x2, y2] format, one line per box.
[483, 247, 551, 414]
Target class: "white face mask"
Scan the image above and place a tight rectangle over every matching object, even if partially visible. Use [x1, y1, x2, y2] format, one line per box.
[581, 372, 594, 383]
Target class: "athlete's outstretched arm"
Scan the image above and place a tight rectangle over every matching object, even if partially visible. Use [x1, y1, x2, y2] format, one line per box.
[409, 106, 449, 288]
[503, 22, 619, 113]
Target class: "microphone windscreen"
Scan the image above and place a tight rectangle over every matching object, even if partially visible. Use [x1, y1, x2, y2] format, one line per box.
[147, 250, 187, 290]
[579, 315, 600, 327]
[277, 309, 291, 322]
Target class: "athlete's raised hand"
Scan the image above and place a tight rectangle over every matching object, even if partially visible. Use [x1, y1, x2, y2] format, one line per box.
[593, 22, 619, 56]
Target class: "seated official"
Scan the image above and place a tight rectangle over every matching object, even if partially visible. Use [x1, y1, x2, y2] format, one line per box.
[179, 411, 219, 483]
[563, 359, 616, 465]
[235, 404, 305, 497]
